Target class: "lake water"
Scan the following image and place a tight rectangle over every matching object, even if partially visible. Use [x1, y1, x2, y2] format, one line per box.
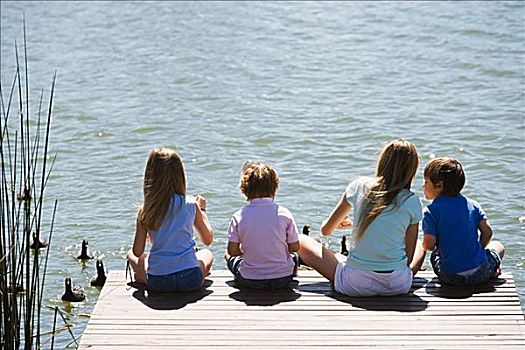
[1, 1, 524, 348]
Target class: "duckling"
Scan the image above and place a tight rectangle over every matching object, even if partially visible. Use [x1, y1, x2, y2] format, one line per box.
[76, 239, 94, 260]
[340, 236, 349, 256]
[298, 225, 311, 267]
[7, 283, 24, 294]
[304, 224, 324, 245]
[30, 231, 48, 250]
[61, 277, 85, 302]
[302, 225, 310, 236]
[90, 259, 107, 287]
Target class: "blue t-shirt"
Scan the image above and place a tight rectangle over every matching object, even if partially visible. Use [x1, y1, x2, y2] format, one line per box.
[423, 195, 487, 274]
[345, 177, 423, 271]
[147, 194, 199, 276]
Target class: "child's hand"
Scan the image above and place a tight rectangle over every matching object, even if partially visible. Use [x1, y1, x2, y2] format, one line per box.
[337, 215, 353, 229]
[195, 195, 207, 211]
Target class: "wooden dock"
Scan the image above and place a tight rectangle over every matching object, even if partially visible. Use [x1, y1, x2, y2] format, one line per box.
[79, 270, 525, 349]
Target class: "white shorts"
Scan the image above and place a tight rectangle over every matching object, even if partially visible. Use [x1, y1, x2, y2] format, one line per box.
[334, 263, 413, 297]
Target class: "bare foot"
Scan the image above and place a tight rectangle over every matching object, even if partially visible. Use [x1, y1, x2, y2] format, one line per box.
[491, 267, 501, 278]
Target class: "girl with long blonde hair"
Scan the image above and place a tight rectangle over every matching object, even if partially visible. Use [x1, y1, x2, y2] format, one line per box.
[127, 147, 213, 292]
[298, 139, 422, 296]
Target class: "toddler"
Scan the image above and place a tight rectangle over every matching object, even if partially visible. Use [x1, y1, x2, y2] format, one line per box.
[225, 161, 299, 289]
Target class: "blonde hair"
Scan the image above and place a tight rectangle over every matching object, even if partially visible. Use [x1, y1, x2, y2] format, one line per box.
[424, 157, 465, 196]
[138, 147, 186, 231]
[239, 161, 279, 200]
[355, 139, 420, 240]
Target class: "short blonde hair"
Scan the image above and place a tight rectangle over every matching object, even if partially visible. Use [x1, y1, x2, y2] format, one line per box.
[239, 161, 279, 200]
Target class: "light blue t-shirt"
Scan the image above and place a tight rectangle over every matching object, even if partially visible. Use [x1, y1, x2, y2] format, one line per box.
[147, 194, 199, 276]
[345, 177, 422, 271]
[423, 195, 487, 274]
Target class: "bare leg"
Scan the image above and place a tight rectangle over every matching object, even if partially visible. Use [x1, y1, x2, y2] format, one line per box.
[487, 240, 505, 259]
[486, 241, 505, 277]
[297, 235, 340, 284]
[410, 240, 427, 276]
[127, 249, 148, 285]
[196, 248, 213, 277]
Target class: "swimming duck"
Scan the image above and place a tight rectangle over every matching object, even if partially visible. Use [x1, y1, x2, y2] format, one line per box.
[30, 231, 48, 249]
[61, 277, 85, 302]
[90, 259, 107, 287]
[7, 284, 24, 294]
[341, 236, 349, 256]
[298, 225, 311, 267]
[76, 239, 94, 260]
[302, 225, 310, 236]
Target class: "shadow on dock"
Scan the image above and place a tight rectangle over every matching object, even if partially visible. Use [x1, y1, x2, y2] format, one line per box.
[226, 280, 301, 306]
[297, 279, 429, 312]
[424, 276, 507, 299]
[128, 279, 214, 310]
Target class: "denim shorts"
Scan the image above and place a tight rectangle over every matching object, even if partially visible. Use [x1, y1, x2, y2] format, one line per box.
[227, 256, 295, 290]
[147, 266, 203, 292]
[431, 248, 501, 286]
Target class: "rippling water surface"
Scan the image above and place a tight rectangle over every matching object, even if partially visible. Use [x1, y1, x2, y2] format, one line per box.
[1, 1, 524, 347]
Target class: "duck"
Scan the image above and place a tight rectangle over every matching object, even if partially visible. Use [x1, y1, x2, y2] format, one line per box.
[76, 239, 94, 260]
[90, 259, 107, 287]
[30, 231, 47, 249]
[302, 225, 310, 236]
[340, 236, 349, 256]
[298, 225, 311, 267]
[61, 277, 85, 302]
[7, 283, 24, 294]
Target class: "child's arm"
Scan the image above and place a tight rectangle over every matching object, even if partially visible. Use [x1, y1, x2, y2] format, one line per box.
[288, 241, 300, 253]
[132, 217, 147, 257]
[404, 223, 419, 266]
[227, 242, 242, 256]
[321, 193, 352, 236]
[422, 233, 436, 251]
[194, 195, 213, 246]
[478, 219, 493, 248]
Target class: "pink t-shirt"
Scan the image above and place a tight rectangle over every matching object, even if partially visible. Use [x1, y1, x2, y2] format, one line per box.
[227, 197, 299, 280]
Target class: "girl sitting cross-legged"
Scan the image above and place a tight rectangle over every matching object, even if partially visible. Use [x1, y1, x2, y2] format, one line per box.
[127, 147, 214, 293]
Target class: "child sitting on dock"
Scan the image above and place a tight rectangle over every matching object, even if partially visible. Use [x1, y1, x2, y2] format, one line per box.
[298, 139, 422, 296]
[225, 161, 300, 289]
[127, 147, 214, 292]
[413, 157, 504, 286]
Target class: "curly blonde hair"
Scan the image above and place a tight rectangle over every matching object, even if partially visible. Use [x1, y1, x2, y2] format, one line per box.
[239, 161, 279, 200]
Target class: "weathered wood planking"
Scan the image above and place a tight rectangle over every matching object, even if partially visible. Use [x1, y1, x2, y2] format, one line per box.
[79, 270, 525, 349]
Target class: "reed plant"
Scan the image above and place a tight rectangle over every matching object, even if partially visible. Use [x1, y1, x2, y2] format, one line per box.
[0, 17, 66, 349]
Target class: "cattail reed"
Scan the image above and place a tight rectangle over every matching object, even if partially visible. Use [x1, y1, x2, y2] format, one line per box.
[0, 16, 65, 349]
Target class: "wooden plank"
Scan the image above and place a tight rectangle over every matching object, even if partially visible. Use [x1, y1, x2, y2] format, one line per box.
[79, 336, 525, 346]
[79, 269, 525, 349]
[75, 346, 523, 350]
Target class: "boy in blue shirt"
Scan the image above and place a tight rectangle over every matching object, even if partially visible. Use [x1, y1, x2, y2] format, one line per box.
[416, 157, 504, 286]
